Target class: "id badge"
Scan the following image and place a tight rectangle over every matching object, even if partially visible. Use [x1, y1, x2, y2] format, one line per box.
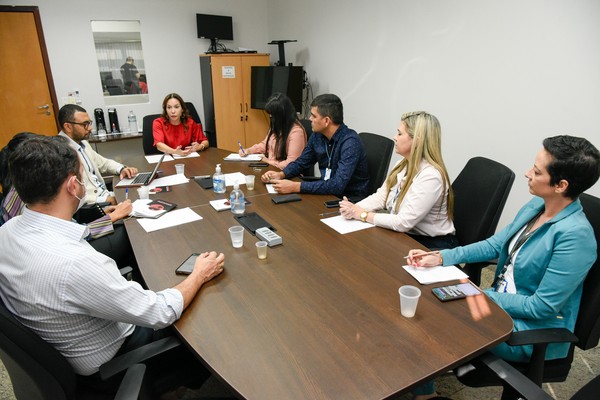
[324, 168, 331, 181]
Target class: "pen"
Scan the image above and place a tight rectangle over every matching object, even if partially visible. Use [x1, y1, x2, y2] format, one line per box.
[319, 211, 340, 217]
[125, 188, 128, 200]
[238, 140, 246, 156]
[192, 175, 211, 179]
[403, 251, 440, 259]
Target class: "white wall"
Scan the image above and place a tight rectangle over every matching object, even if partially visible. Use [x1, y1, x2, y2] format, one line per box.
[267, 0, 600, 227]
[3, 0, 599, 229]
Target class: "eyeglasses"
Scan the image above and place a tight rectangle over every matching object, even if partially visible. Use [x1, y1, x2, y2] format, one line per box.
[67, 120, 93, 129]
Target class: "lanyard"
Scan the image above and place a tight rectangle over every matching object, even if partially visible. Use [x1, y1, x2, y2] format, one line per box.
[325, 141, 336, 169]
[492, 210, 543, 289]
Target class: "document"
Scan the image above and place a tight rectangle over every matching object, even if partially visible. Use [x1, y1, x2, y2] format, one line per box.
[137, 207, 202, 233]
[402, 265, 469, 285]
[265, 184, 277, 194]
[224, 172, 246, 186]
[145, 154, 174, 163]
[173, 152, 200, 159]
[130, 199, 176, 219]
[320, 215, 376, 234]
[223, 153, 263, 162]
[147, 174, 189, 189]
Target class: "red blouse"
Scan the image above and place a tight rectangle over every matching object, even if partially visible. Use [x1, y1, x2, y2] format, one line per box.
[152, 117, 207, 149]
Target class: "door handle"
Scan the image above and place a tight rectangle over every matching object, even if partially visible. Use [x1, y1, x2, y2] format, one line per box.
[38, 104, 51, 115]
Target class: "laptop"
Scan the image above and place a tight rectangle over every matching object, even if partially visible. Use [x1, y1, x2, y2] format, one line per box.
[115, 154, 165, 188]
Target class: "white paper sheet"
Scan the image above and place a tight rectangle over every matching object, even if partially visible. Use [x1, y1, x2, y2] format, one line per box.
[320, 215, 376, 234]
[224, 172, 246, 186]
[145, 154, 174, 163]
[147, 174, 189, 189]
[265, 184, 277, 194]
[402, 265, 469, 285]
[172, 152, 200, 159]
[223, 153, 263, 161]
[137, 207, 203, 233]
[209, 199, 231, 211]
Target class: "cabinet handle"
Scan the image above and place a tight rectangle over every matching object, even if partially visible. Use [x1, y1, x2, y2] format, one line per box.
[245, 103, 248, 112]
[240, 103, 242, 113]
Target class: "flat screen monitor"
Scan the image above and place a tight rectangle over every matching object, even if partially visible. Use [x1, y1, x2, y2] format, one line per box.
[196, 14, 233, 40]
[251, 66, 304, 112]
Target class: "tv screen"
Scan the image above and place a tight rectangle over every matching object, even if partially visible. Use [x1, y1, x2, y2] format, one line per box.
[251, 66, 304, 112]
[196, 13, 233, 40]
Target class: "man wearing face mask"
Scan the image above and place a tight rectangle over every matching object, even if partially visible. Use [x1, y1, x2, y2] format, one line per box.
[0, 136, 225, 394]
[58, 104, 138, 206]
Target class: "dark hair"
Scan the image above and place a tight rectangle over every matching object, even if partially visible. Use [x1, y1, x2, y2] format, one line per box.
[543, 135, 600, 199]
[264, 93, 302, 161]
[0, 132, 39, 196]
[161, 93, 190, 132]
[310, 94, 343, 125]
[58, 104, 87, 128]
[9, 136, 79, 205]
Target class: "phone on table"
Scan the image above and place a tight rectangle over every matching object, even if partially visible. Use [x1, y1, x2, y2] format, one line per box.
[249, 162, 268, 167]
[432, 282, 482, 302]
[175, 253, 200, 275]
[324, 199, 341, 208]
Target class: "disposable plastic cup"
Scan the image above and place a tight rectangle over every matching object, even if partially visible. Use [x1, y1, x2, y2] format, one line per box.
[137, 186, 150, 200]
[245, 175, 255, 190]
[256, 241, 268, 259]
[228, 226, 245, 248]
[175, 163, 185, 175]
[399, 285, 421, 318]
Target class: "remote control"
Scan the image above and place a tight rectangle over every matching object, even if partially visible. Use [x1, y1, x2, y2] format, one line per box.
[255, 227, 282, 247]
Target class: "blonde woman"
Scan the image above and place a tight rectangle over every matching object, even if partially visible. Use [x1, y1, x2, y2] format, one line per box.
[339, 111, 457, 249]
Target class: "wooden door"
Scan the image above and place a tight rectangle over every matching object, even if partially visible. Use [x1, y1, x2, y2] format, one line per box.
[211, 55, 245, 152]
[0, 7, 59, 148]
[241, 55, 270, 147]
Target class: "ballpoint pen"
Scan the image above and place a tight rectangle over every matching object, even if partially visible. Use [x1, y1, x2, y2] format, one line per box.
[319, 210, 340, 217]
[403, 251, 439, 259]
[238, 140, 246, 156]
[125, 188, 129, 200]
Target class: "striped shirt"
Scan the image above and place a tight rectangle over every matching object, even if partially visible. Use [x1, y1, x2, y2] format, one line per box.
[0, 207, 183, 375]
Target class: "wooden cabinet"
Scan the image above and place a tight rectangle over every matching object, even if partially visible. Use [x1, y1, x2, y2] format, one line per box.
[200, 54, 270, 152]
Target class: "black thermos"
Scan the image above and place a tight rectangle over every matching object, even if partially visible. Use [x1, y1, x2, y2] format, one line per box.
[94, 108, 106, 132]
[108, 108, 120, 133]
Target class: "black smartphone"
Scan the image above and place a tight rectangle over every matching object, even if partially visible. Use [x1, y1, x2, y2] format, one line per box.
[175, 253, 200, 275]
[432, 282, 482, 302]
[249, 162, 268, 167]
[272, 194, 302, 204]
[324, 199, 340, 208]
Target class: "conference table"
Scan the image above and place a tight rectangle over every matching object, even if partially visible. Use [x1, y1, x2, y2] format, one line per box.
[117, 148, 513, 400]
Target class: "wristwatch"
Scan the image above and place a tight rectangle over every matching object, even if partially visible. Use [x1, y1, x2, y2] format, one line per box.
[360, 211, 368, 222]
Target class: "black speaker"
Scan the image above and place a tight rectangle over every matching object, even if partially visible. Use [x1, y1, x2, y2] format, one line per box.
[94, 108, 106, 132]
[107, 108, 120, 133]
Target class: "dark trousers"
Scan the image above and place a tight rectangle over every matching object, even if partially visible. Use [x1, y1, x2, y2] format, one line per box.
[407, 233, 459, 250]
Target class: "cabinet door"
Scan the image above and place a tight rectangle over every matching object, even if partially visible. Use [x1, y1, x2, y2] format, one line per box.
[241, 55, 270, 148]
[211, 56, 244, 152]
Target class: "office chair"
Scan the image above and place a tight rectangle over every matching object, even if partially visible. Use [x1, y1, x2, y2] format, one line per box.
[0, 296, 183, 399]
[455, 193, 600, 399]
[184, 101, 214, 149]
[299, 118, 315, 177]
[358, 132, 394, 194]
[452, 157, 515, 285]
[141, 114, 161, 155]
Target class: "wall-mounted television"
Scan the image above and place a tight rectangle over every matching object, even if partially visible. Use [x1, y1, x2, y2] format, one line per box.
[196, 13, 233, 53]
[251, 66, 304, 112]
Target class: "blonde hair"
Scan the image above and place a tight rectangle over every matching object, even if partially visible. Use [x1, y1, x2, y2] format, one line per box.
[385, 111, 454, 218]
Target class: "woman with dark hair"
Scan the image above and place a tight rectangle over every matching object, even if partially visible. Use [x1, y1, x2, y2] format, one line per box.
[240, 92, 307, 169]
[153, 93, 209, 157]
[408, 135, 600, 399]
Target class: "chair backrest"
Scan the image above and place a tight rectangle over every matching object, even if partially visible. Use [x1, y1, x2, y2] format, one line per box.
[185, 102, 202, 125]
[359, 132, 394, 194]
[574, 193, 600, 350]
[142, 114, 162, 155]
[299, 118, 315, 177]
[452, 157, 515, 246]
[0, 297, 76, 400]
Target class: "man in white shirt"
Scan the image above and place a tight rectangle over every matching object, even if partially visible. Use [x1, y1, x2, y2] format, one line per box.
[58, 104, 138, 205]
[0, 136, 224, 392]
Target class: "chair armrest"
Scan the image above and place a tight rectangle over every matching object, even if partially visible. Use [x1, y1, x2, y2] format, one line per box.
[475, 352, 553, 400]
[99, 335, 182, 380]
[507, 328, 578, 346]
[119, 266, 133, 280]
[114, 364, 146, 400]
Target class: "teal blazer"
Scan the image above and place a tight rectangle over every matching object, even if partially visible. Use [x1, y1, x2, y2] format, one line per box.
[442, 196, 597, 361]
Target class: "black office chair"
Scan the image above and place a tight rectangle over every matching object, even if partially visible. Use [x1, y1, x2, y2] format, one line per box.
[0, 296, 189, 399]
[455, 193, 600, 399]
[185, 102, 202, 125]
[141, 114, 161, 155]
[299, 118, 315, 177]
[358, 132, 394, 194]
[452, 157, 515, 285]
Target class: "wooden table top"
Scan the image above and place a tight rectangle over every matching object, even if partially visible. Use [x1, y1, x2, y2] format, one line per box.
[119, 149, 514, 400]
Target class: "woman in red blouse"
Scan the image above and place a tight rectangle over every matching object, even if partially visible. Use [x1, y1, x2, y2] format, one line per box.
[153, 93, 209, 156]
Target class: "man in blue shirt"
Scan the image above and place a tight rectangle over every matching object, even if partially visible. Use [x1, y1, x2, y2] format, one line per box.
[261, 94, 370, 200]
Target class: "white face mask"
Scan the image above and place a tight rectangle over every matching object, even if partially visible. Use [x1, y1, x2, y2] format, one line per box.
[70, 176, 86, 211]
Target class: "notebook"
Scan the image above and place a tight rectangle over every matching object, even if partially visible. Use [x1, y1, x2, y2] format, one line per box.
[115, 154, 165, 188]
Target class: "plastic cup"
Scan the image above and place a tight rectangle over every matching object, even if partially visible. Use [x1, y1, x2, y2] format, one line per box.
[228, 226, 245, 248]
[245, 175, 255, 190]
[175, 163, 185, 175]
[137, 186, 150, 200]
[256, 241, 268, 259]
[399, 285, 421, 318]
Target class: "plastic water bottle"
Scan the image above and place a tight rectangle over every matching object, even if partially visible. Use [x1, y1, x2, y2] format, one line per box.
[128, 110, 137, 134]
[97, 123, 107, 141]
[213, 164, 226, 193]
[230, 182, 245, 214]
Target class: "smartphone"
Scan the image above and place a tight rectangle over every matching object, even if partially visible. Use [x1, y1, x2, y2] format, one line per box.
[249, 162, 268, 167]
[175, 253, 200, 275]
[432, 282, 482, 302]
[324, 199, 340, 208]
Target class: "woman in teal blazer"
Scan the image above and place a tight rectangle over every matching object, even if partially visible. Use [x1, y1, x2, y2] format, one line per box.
[409, 135, 599, 399]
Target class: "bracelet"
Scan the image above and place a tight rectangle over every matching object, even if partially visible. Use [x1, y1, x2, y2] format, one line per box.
[438, 252, 444, 265]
